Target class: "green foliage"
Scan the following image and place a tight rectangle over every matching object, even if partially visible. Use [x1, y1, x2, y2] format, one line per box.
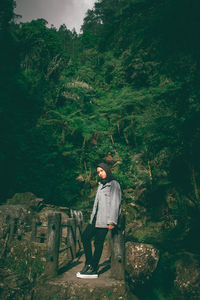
[1, 3, 200, 299]
[1, 0, 200, 224]
[0, 240, 45, 280]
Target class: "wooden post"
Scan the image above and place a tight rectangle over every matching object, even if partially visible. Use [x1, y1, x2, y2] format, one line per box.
[8, 217, 18, 244]
[109, 214, 125, 281]
[67, 218, 76, 259]
[46, 213, 61, 276]
[31, 218, 37, 242]
[76, 221, 82, 252]
[71, 210, 83, 252]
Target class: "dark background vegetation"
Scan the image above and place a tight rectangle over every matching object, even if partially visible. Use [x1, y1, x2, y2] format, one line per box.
[1, 0, 200, 298]
[1, 0, 200, 226]
[1, 0, 200, 205]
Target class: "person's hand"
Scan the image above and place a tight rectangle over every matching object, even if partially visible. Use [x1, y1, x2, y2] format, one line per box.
[108, 224, 115, 230]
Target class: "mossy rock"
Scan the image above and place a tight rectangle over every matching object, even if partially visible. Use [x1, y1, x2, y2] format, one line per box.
[6, 192, 36, 205]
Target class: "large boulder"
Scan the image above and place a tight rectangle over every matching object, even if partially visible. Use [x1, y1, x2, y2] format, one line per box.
[174, 252, 200, 300]
[6, 192, 45, 212]
[126, 241, 160, 287]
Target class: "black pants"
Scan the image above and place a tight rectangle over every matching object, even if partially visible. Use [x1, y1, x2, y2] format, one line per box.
[81, 223, 108, 270]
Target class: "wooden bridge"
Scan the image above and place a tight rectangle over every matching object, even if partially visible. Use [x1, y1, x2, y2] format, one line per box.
[6, 209, 126, 279]
[4, 209, 133, 299]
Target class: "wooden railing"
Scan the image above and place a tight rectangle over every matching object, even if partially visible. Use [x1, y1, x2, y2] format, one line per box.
[4, 210, 125, 280]
[30, 210, 84, 276]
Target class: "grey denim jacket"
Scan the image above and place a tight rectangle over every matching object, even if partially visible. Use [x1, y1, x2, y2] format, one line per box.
[90, 180, 121, 228]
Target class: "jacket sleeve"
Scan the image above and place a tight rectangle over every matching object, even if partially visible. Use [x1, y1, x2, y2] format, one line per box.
[107, 180, 121, 225]
[89, 185, 100, 224]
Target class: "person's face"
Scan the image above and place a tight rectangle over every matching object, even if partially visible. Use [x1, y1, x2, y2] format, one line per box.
[97, 167, 107, 179]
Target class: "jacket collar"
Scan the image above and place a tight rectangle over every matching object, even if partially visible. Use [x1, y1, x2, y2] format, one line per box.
[99, 181, 112, 189]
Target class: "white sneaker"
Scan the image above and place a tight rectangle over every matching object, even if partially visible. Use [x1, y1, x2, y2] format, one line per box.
[76, 265, 98, 279]
[76, 272, 98, 279]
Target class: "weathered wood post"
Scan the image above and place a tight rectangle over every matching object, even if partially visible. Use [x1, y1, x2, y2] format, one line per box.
[31, 218, 38, 242]
[46, 213, 61, 276]
[109, 214, 125, 281]
[8, 217, 18, 244]
[71, 209, 83, 252]
[76, 218, 83, 252]
[67, 218, 76, 259]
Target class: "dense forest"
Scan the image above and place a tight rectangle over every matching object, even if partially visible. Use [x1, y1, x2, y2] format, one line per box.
[1, 0, 200, 234]
[1, 0, 200, 299]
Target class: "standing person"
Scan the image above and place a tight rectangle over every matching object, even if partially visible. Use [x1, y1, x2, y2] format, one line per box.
[76, 163, 121, 279]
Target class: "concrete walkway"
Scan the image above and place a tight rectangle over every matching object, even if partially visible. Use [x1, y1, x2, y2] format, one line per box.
[58, 242, 119, 287]
[33, 242, 139, 299]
